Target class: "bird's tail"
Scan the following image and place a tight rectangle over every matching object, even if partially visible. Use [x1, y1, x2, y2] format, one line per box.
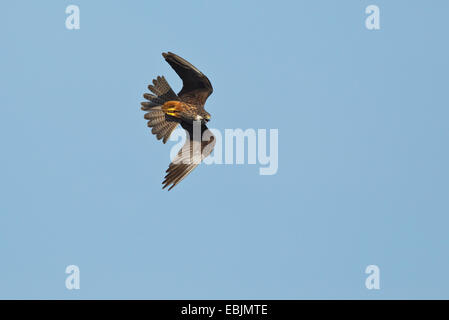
[141, 76, 180, 144]
[141, 76, 179, 108]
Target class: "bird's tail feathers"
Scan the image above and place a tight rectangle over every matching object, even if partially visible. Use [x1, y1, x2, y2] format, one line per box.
[141, 76, 179, 111]
[141, 76, 180, 144]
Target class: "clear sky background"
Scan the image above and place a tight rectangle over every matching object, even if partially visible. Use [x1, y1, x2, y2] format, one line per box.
[1, 0, 448, 299]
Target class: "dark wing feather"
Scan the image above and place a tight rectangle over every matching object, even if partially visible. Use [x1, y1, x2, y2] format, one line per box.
[162, 52, 213, 106]
[162, 122, 215, 190]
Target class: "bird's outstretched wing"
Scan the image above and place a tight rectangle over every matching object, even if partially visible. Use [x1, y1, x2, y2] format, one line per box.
[162, 52, 213, 106]
[163, 122, 215, 190]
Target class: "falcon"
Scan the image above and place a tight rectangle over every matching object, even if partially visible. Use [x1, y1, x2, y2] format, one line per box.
[141, 52, 216, 190]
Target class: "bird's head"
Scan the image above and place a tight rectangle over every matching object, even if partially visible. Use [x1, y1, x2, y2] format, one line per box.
[203, 111, 211, 122]
[195, 111, 211, 123]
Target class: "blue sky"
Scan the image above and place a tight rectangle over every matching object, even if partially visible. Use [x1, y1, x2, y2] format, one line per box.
[1, 0, 448, 299]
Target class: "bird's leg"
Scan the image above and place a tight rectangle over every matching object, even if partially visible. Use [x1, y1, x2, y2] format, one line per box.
[162, 101, 183, 118]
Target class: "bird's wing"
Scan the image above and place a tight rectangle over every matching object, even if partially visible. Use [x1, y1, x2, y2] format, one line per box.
[162, 122, 215, 190]
[162, 52, 213, 106]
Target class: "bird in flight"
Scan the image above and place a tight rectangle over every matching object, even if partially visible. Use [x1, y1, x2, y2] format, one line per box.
[141, 52, 216, 190]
